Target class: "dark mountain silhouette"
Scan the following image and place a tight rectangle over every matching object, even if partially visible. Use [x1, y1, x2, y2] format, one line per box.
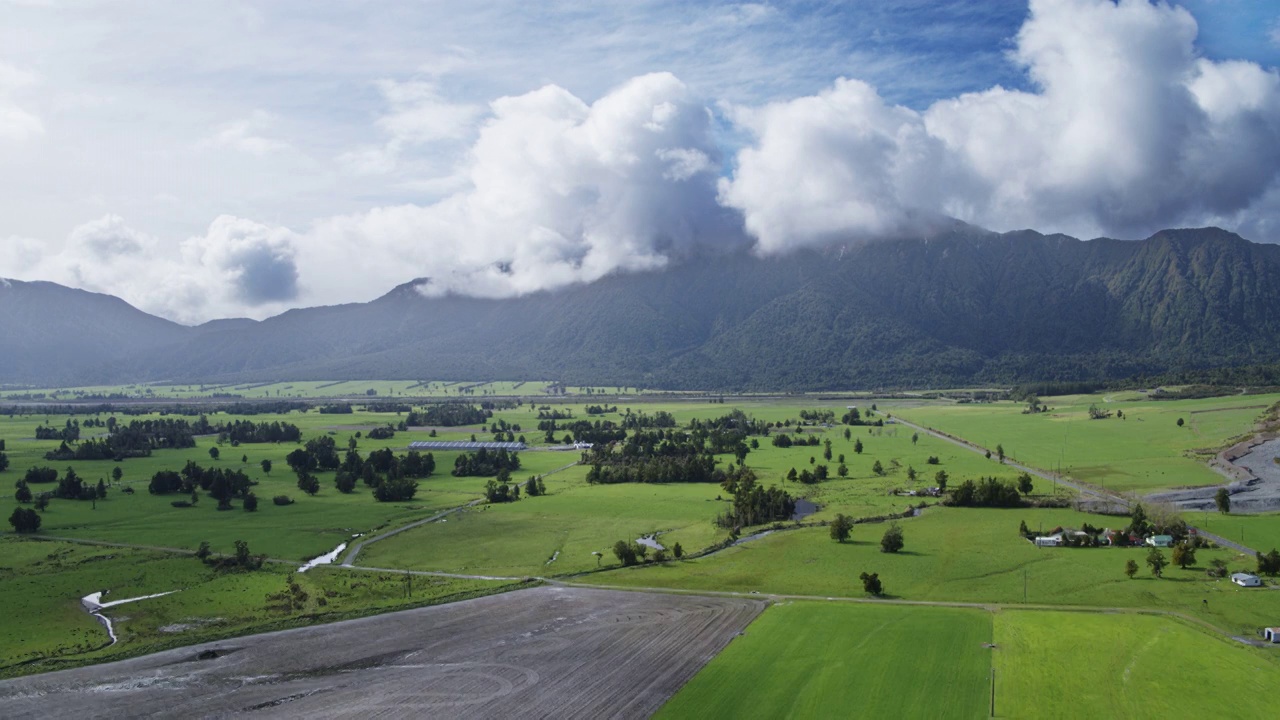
[3, 225, 1278, 390]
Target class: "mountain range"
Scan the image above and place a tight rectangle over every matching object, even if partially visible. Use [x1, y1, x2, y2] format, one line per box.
[3, 223, 1279, 391]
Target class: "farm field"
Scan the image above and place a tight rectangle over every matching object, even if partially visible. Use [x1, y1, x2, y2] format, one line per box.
[598, 506, 1279, 636]
[889, 393, 1280, 493]
[657, 602, 992, 719]
[994, 610, 1280, 718]
[0, 587, 764, 718]
[0, 536, 517, 677]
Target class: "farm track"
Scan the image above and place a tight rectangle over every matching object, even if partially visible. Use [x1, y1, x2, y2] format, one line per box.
[890, 417, 1257, 555]
[0, 586, 765, 720]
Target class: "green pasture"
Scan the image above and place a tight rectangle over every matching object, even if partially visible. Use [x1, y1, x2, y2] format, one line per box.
[357, 465, 731, 576]
[994, 610, 1280, 718]
[1193, 511, 1280, 557]
[889, 393, 1280, 493]
[657, 602, 992, 719]
[600, 506, 1279, 635]
[0, 537, 517, 678]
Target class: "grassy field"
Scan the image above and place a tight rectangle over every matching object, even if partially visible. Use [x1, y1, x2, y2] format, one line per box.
[890, 393, 1280, 492]
[598, 506, 1279, 635]
[657, 602, 992, 719]
[358, 465, 731, 576]
[0, 536, 520, 677]
[994, 610, 1280, 718]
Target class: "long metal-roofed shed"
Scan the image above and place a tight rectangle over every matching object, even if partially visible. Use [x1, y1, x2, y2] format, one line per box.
[408, 441, 528, 451]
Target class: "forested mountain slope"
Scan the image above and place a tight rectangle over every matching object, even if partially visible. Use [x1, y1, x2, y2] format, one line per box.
[3, 225, 1278, 390]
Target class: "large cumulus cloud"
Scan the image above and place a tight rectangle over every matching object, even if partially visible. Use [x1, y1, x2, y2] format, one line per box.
[721, 0, 1280, 248]
[300, 71, 740, 300]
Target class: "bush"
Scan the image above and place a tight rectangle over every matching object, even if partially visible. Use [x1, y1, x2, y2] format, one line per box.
[243, 493, 258, 512]
[273, 495, 293, 506]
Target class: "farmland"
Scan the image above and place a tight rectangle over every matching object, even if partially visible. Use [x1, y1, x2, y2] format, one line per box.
[0, 587, 764, 719]
[994, 610, 1280, 718]
[2, 385, 1279, 715]
[657, 602, 992, 719]
[892, 393, 1280, 493]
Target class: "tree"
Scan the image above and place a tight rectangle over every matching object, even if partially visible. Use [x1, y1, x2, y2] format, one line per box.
[0, 451, 8, 473]
[906, 466, 917, 482]
[1017, 472, 1034, 496]
[208, 447, 220, 461]
[111, 467, 123, 484]
[8, 507, 41, 533]
[296, 472, 320, 496]
[195, 541, 212, 561]
[871, 460, 885, 476]
[96, 478, 107, 499]
[1214, 488, 1231, 514]
[34, 494, 49, 511]
[1172, 542, 1197, 569]
[880, 523, 904, 553]
[935, 470, 949, 491]
[241, 454, 248, 464]
[1018, 519, 1029, 537]
[854, 438, 863, 454]
[243, 492, 258, 512]
[830, 513, 853, 543]
[911, 432, 918, 445]
[996, 444, 1005, 463]
[1177, 418, 1185, 427]
[843, 428, 851, 441]
[15, 481, 32, 504]
[335, 472, 356, 494]
[612, 540, 637, 566]
[673, 542, 684, 559]
[1125, 559, 1139, 579]
[859, 571, 883, 596]
[837, 463, 848, 477]
[260, 459, 272, 475]
[1257, 548, 1280, 577]
[1146, 548, 1168, 578]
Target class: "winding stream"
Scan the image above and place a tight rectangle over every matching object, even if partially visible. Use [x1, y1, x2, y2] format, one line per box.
[80, 590, 179, 645]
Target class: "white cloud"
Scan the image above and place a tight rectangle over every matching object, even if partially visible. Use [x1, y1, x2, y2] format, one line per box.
[0, 60, 42, 141]
[198, 112, 288, 156]
[308, 72, 740, 302]
[339, 76, 482, 176]
[721, 0, 1280, 248]
[4, 215, 299, 323]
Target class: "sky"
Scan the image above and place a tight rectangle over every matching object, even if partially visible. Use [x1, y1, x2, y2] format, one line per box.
[1, 0, 1279, 324]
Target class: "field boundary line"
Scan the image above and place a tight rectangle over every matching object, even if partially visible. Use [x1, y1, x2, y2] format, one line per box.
[553, 579, 1274, 647]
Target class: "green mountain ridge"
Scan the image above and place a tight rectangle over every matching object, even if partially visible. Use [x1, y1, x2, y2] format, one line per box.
[2, 225, 1278, 390]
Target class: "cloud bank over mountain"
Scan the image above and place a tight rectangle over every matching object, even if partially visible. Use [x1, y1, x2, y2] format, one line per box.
[2, 0, 1279, 323]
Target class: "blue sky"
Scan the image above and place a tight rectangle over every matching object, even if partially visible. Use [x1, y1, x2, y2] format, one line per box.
[1, 0, 1279, 322]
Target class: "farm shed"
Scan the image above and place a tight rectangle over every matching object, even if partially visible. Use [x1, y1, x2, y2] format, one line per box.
[1231, 573, 1262, 587]
[1265, 628, 1280, 643]
[1034, 535, 1062, 547]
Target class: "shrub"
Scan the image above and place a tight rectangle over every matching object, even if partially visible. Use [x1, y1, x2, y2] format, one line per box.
[273, 495, 293, 506]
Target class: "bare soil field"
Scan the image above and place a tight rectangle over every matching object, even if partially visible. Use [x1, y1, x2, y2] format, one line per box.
[0, 586, 763, 719]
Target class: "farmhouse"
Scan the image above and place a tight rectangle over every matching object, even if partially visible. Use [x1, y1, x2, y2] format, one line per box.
[1231, 572, 1262, 588]
[1034, 534, 1062, 547]
[1146, 535, 1174, 548]
[1265, 628, 1280, 643]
